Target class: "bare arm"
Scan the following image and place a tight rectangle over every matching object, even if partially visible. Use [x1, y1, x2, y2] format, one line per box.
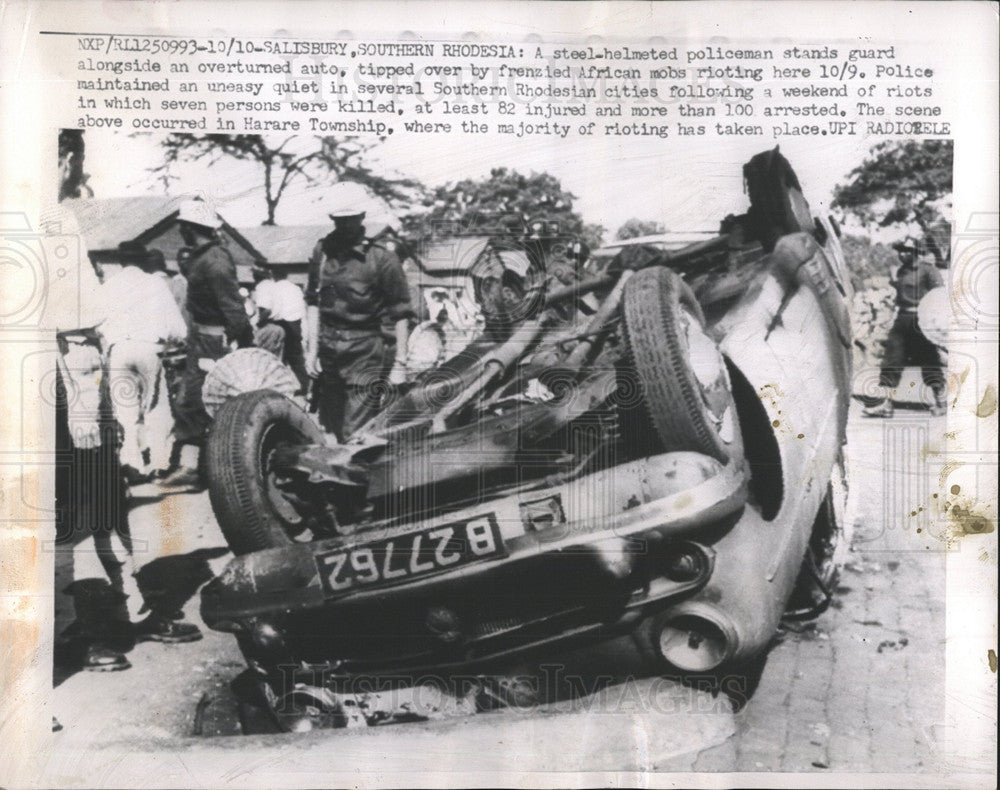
[304, 242, 324, 374]
[305, 305, 321, 375]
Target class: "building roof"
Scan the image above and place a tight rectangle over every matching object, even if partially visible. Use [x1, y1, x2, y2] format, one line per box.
[62, 196, 190, 251]
[414, 236, 492, 274]
[60, 196, 264, 265]
[238, 225, 327, 265]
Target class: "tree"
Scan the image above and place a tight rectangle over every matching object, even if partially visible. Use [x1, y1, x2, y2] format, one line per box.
[832, 140, 953, 263]
[839, 233, 897, 289]
[402, 168, 588, 241]
[151, 134, 421, 225]
[615, 218, 666, 241]
[581, 222, 607, 250]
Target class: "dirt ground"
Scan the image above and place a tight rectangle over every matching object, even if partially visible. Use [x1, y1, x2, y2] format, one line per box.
[41, 379, 970, 785]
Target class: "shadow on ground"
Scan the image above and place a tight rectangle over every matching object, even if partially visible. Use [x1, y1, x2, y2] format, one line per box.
[54, 546, 229, 687]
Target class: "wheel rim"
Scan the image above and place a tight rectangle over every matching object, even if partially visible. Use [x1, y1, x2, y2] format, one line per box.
[258, 421, 314, 542]
[680, 309, 736, 446]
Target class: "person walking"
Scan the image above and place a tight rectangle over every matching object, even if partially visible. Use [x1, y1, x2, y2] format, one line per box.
[161, 199, 254, 489]
[863, 237, 947, 418]
[304, 182, 413, 441]
[99, 244, 187, 482]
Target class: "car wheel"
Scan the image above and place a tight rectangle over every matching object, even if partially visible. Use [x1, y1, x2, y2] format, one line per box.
[785, 455, 847, 619]
[619, 266, 738, 463]
[206, 389, 326, 555]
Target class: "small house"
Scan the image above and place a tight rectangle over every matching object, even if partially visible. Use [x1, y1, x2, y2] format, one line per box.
[60, 196, 265, 283]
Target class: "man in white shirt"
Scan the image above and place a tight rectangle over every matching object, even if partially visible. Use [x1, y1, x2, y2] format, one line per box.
[99, 244, 187, 480]
[249, 269, 284, 358]
[254, 264, 309, 392]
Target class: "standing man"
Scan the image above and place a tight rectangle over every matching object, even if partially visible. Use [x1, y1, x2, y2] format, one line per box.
[863, 237, 947, 418]
[255, 264, 309, 393]
[99, 244, 187, 482]
[304, 182, 413, 441]
[162, 199, 254, 489]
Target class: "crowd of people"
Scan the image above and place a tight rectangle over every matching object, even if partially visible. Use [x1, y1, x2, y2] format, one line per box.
[52, 181, 415, 673]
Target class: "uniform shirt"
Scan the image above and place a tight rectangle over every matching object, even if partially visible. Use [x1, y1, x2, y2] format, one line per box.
[254, 278, 306, 322]
[894, 260, 943, 313]
[98, 265, 187, 346]
[185, 240, 254, 345]
[306, 240, 414, 330]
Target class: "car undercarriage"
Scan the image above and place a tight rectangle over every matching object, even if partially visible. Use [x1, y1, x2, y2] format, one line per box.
[199, 147, 853, 731]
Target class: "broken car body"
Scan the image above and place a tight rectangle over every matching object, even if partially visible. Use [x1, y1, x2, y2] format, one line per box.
[199, 149, 853, 727]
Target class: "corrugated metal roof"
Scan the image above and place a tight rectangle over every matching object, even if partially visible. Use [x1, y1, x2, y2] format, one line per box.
[61, 196, 191, 250]
[238, 225, 327, 264]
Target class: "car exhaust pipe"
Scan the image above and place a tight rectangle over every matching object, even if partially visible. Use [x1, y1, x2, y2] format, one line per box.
[654, 603, 738, 673]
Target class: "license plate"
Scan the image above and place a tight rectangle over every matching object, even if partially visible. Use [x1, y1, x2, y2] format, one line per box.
[315, 514, 506, 597]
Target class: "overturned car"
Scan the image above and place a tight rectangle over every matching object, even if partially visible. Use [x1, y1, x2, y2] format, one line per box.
[200, 149, 853, 728]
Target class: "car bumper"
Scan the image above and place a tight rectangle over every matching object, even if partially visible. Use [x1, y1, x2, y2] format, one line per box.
[201, 451, 747, 673]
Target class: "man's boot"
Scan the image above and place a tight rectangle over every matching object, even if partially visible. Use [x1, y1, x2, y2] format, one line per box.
[157, 445, 204, 491]
[82, 642, 131, 672]
[62, 579, 133, 672]
[134, 611, 203, 643]
[156, 465, 202, 490]
[862, 398, 894, 418]
[122, 464, 153, 486]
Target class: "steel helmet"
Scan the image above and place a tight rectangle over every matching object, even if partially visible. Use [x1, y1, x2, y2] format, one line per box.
[327, 181, 370, 219]
[177, 198, 222, 229]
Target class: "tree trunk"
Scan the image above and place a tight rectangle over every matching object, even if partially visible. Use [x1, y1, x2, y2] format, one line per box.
[263, 158, 276, 225]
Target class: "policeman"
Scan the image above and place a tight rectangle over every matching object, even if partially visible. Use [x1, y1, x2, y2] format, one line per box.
[162, 199, 254, 488]
[863, 236, 947, 418]
[304, 182, 413, 441]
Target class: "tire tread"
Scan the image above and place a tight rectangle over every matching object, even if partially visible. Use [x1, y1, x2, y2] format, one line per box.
[206, 390, 323, 555]
[620, 267, 730, 462]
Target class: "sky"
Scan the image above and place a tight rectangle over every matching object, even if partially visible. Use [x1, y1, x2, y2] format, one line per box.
[83, 130, 880, 241]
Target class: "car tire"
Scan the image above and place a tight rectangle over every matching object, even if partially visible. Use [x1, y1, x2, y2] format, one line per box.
[785, 455, 847, 619]
[205, 389, 325, 555]
[619, 266, 738, 463]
